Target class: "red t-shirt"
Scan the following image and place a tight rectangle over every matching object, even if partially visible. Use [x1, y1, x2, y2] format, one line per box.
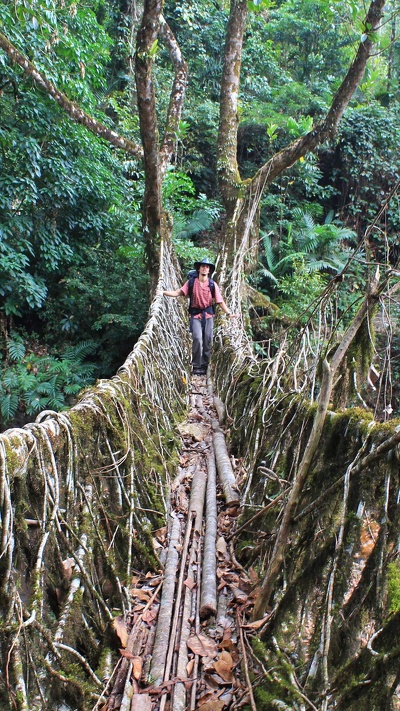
[180, 278, 223, 319]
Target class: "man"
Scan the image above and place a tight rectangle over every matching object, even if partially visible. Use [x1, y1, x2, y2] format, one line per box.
[158, 257, 236, 375]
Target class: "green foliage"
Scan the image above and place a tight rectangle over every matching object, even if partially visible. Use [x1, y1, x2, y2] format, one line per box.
[258, 209, 355, 289]
[329, 103, 400, 254]
[0, 336, 97, 427]
[277, 264, 328, 321]
[0, 0, 148, 380]
[41, 242, 149, 376]
[162, 168, 222, 271]
[387, 561, 400, 616]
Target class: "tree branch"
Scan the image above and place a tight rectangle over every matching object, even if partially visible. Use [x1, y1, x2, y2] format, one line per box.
[159, 16, 188, 177]
[250, 0, 386, 190]
[0, 31, 143, 158]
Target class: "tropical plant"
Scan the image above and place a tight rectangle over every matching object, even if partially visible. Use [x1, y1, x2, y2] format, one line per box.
[0, 337, 97, 427]
[258, 209, 356, 289]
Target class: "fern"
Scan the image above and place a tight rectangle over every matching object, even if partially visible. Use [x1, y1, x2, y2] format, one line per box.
[174, 208, 217, 239]
[7, 338, 25, 363]
[62, 340, 97, 362]
[0, 393, 19, 420]
[0, 341, 97, 426]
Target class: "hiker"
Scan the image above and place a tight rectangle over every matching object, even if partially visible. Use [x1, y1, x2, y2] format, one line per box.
[157, 257, 236, 375]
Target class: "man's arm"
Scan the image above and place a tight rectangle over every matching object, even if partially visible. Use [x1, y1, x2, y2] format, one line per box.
[157, 288, 183, 297]
[214, 283, 238, 318]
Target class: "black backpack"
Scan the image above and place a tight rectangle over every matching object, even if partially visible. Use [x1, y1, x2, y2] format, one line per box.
[187, 270, 216, 315]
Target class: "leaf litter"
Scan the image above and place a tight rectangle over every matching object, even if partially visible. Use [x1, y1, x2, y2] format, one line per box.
[102, 374, 259, 710]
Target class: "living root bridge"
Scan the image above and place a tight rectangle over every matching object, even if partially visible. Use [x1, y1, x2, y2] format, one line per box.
[0, 241, 191, 710]
[102, 373, 256, 711]
[211, 268, 400, 709]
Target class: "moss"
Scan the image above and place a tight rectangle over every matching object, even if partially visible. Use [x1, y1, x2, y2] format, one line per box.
[252, 636, 268, 659]
[387, 561, 400, 616]
[3, 441, 20, 476]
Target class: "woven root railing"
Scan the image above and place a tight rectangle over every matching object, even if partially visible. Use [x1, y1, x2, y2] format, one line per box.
[0, 240, 193, 710]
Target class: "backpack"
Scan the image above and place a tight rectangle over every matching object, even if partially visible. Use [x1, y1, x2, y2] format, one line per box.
[187, 270, 216, 315]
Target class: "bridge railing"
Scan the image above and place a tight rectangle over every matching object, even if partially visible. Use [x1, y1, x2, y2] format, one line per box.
[0, 239, 191, 710]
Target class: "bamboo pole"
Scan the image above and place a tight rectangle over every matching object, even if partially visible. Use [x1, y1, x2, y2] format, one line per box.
[171, 468, 206, 711]
[213, 424, 240, 506]
[158, 512, 195, 711]
[200, 449, 218, 619]
[150, 514, 181, 686]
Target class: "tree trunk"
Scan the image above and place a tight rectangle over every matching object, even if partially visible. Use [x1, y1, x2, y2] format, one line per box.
[217, 0, 387, 267]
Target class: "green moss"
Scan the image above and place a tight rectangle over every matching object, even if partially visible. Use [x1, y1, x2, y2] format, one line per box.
[3, 441, 20, 475]
[252, 636, 268, 659]
[387, 561, 400, 616]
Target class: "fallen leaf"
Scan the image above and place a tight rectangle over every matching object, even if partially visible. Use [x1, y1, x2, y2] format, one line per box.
[242, 615, 270, 630]
[119, 648, 135, 659]
[113, 616, 129, 648]
[184, 576, 196, 591]
[132, 655, 142, 680]
[213, 650, 234, 683]
[186, 659, 195, 676]
[198, 701, 224, 711]
[220, 627, 235, 652]
[131, 588, 151, 602]
[142, 608, 158, 624]
[187, 633, 218, 658]
[216, 537, 228, 557]
[147, 575, 163, 587]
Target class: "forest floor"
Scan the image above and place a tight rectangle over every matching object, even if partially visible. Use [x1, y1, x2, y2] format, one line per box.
[97, 373, 262, 711]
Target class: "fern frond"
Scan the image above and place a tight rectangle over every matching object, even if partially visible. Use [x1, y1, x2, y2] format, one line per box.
[8, 339, 26, 363]
[0, 393, 19, 421]
[62, 340, 97, 362]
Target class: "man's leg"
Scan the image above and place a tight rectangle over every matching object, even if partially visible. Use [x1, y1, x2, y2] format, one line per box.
[201, 317, 213, 371]
[191, 318, 203, 372]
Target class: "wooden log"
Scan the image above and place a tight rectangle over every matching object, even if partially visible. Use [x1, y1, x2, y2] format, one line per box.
[172, 560, 195, 711]
[171, 468, 207, 711]
[200, 450, 218, 619]
[150, 514, 181, 686]
[213, 426, 240, 506]
[131, 694, 152, 710]
[213, 396, 226, 425]
[190, 467, 207, 531]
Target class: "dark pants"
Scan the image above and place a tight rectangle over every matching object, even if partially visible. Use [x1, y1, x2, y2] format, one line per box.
[191, 316, 213, 372]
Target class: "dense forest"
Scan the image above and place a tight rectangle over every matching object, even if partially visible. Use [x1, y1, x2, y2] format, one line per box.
[0, 0, 399, 429]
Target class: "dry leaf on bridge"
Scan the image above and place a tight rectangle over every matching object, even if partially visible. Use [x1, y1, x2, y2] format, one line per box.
[187, 633, 218, 658]
[142, 608, 158, 624]
[178, 422, 209, 441]
[216, 536, 228, 558]
[131, 588, 152, 602]
[213, 650, 234, 683]
[184, 576, 196, 590]
[197, 699, 225, 711]
[113, 616, 129, 648]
